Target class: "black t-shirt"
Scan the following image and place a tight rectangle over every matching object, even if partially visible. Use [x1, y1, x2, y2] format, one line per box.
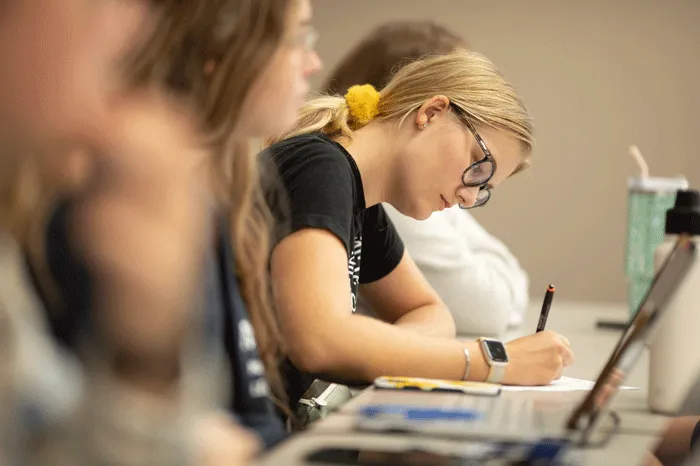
[264, 133, 405, 404]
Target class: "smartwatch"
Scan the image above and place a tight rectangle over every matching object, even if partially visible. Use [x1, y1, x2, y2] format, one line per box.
[478, 337, 509, 384]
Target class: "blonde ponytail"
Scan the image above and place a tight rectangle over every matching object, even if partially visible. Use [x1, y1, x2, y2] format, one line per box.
[271, 84, 382, 144]
[271, 95, 352, 143]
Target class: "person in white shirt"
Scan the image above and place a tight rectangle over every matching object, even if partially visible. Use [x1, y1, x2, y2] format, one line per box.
[323, 21, 529, 336]
[380, 204, 528, 335]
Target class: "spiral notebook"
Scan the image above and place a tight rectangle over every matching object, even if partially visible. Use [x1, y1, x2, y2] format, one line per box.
[374, 376, 501, 396]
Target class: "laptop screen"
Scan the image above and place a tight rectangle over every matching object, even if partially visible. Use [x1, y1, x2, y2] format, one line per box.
[566, 235, 696, 435]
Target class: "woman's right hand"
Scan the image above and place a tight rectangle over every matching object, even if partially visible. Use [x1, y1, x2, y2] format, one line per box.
[502, 331, 574, 385]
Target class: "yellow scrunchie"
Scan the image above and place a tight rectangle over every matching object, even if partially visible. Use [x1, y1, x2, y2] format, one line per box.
[345, 84, 380, 127]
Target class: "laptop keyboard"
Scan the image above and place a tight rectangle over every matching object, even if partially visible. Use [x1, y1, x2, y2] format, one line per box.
[350, 389, 573, 437]
[439, 395, 542, 432]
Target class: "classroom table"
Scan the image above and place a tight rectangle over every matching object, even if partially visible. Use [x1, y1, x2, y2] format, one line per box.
[258, 301, 671, 465]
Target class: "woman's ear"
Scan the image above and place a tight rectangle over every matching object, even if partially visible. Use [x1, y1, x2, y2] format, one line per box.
[415, 95, 451, 128]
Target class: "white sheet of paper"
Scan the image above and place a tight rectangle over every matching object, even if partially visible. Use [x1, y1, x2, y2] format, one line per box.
[500, 376, 639, 392]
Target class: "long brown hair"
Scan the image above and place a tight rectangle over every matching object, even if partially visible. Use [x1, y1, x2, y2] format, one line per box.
[128, 0, 296, 409]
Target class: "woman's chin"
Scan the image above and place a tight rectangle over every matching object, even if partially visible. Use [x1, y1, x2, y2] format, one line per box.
[390, 200, 432, 221]
[411, 206, 433, 221]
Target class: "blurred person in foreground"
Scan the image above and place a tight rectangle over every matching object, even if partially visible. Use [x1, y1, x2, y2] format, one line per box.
[0, 0, 259, 464]
[324, 21, 529, 337]
[39, 0, 322, 452]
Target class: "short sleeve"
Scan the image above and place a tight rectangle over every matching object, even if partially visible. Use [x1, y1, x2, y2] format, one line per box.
[266, 138, 357, 253]
[358, 204, 405, 284]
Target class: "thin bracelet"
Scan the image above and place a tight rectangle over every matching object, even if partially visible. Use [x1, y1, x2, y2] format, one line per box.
[462, 348, 471, 381]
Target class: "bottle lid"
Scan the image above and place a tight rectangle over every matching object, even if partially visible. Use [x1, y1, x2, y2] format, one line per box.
[666, 190, 700, 235]
[628, 176, 688, 193]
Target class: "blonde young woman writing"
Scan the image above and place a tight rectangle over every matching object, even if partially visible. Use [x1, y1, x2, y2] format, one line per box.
[265, 50, 575, 405]
[323, 21, 530, 337]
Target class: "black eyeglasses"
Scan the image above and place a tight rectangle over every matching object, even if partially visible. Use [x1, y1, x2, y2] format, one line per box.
[452, 107, 497, 209]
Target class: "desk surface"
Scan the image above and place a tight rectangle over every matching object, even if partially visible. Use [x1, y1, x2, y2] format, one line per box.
[260, 301, 668, 465]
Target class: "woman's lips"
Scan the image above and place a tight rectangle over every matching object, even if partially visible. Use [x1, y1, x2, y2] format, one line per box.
[440, 195, 452, 210]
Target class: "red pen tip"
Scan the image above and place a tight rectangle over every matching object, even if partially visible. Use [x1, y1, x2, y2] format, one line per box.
[547, 285, 555, 292]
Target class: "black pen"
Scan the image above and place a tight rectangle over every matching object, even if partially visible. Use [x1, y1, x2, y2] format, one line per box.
[536, 285, 556, 332]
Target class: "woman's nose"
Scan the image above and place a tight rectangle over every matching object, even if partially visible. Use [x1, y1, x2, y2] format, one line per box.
[304, 50, 323, 77]
[456, 185, 480, 208]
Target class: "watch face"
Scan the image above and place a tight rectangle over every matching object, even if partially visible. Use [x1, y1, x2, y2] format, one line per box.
[485, 340, 508, 363]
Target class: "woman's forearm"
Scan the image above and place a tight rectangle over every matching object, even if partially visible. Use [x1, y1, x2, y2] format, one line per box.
[392, 303, 456, 338]
[288, 312, 486, 383]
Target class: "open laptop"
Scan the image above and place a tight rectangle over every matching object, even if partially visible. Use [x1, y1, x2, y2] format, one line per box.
[353, 235, 697, 446]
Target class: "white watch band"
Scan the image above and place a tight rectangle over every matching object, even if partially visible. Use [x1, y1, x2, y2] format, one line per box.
[478, 337, 508, 384]
[486, 364, 506, 384]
